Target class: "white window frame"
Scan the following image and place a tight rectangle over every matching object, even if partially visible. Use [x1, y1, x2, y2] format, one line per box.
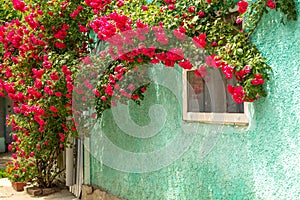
[183, 6, 249, 125]
[182, 69, 249, 125]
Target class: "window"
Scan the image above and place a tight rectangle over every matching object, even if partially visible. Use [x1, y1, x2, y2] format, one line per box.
[182, 6, 248, 125]
[182, 68, 249, 125]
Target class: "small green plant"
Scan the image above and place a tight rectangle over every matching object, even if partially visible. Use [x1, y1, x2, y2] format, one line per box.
[0, 168, 7, 178]
[5, 161, 33, 182]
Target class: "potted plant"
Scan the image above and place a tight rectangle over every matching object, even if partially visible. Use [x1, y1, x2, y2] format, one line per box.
[6, 161, 31, 191]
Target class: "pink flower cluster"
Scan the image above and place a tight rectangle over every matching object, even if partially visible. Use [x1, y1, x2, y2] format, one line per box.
[96, 64, 147, 103]
[251, 74, 264, 85]
[194, 66, 207, 77]
[267, 0, 276, 9]
[84, 0, 112, 14]
[235, 65, 251, 81]
[90, 12, 133, 42]
[164, 0, 176, 11]
[173, 26, 186, 40]
[193, 34, 207, 49]
[237, 0, 248, 14]
[227, 85, 246, 104]
[0, 19, 45, 64]
[70, 5, 84, 19]
[54, 24, 69, 40]
[12, 0, 28, 13]
[153, 26, 169, 45]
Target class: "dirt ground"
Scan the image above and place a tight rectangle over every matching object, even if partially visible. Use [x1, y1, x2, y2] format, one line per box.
[0, 153, 78, 200]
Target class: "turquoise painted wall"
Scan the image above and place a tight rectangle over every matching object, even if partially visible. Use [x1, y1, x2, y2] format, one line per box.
[86, 3, 300, 199]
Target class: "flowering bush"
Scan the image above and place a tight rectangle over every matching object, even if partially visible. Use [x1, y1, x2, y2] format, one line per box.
[0, 0, 91, 187]
[0, 0, 297, 188]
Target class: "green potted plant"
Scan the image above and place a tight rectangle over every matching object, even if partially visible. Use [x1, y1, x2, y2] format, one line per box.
[6, 160, 32, 191]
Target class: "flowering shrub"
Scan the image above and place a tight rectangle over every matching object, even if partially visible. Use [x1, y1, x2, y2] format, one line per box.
[0, 0, 297, 188]
[0, 0, 91, 187]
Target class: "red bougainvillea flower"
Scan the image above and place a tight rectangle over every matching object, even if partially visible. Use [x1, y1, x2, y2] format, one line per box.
[59, 133, 66, 142]
[267, 0, 276, 9]
[12, 0, 28, 12]
[154, 27, 169, 44]
[227, 85, 245, 104]
[251, 74, 264, 85]
[173, 27, 186, 40]
[168, 4, 175, 10]
[44, 140, 49, 146]
[101, 96, 107, 101]
[194, 65, 207, 77]
[54, 29, 67, 40]
[92, 88, 101, 97]
[12, 153, 17, 159]
[79, 25, 89, 33]
[187, 6, 196, 13]
[205, 55, 218, 68]
[211, 41, 218, 47]
[105, 84, 114, 96]
[236, 65, 251, 81]
[206, 0, 212, 3]
[222, 64, 234, 79]
[44, 86, 53, 95]
[197, 11, 205, 17]
[117, 1, 124, 7]
[165, 0, 176, 3]
[12, 134, 18, 141]
[84, 0, 112, 14]
[55, 92, 63, 97]
[178, 59, 193, 70]
[193, 34, 206, 48]
[237, 0, 248, 14]
[55, 41, 66, 49]
[168, 48, 184, 61]
[132, 95, 139, 100]
[236, 16, 243, 24]
[141, 87, 147, 92]
[32, 68, 44, 78]
[49, 106, 58, 112]
[50, 72, 59, 81]
[141, 6, 148, 11]
[70, 9, 79, 19]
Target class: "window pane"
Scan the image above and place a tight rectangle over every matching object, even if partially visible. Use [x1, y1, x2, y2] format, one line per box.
[186, 69, 244, 113]
[187, 70, 204, 112]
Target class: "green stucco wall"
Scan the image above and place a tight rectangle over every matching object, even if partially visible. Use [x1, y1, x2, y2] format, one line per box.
[85, 3, 300, 199]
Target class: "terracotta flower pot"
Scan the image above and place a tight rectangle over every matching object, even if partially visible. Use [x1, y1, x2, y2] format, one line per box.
[11, 181, 26, 191]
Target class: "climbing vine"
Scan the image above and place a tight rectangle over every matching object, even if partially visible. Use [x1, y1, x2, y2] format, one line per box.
[87, 0, 297, 117]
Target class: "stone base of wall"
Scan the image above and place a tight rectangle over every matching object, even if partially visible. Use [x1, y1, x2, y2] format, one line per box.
[82, 185, 124, 200]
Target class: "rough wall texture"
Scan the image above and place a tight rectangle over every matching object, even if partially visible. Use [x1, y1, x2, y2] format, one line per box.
[86, 3, 300, 199]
